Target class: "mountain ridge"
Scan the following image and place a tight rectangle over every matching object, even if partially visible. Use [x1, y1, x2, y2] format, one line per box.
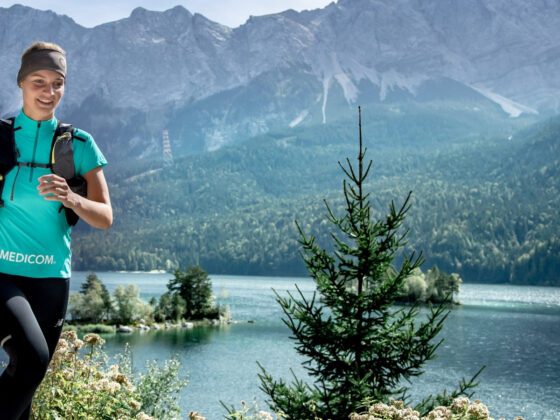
[1, 0, 558, 157]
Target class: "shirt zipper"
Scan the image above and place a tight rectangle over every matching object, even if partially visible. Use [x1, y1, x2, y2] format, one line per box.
[29, 120, 42, 181]
[10, 165, 21, 201]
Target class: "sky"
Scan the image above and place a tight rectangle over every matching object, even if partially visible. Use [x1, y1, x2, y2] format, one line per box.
[0, 0, 336, 28]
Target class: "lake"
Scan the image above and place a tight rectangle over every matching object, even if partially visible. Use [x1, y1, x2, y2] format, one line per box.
[3, 271, 560, 419]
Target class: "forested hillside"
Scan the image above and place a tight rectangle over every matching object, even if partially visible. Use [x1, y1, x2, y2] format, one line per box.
[72, 105, 558, 285]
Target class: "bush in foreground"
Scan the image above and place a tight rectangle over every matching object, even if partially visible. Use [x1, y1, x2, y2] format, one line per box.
[349, 398, 524, 420]
[225, 397, 524, 420]
[32, 330, 188, 419]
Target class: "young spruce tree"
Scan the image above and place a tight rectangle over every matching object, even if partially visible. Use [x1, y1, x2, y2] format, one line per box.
[257, 107, 482, 419]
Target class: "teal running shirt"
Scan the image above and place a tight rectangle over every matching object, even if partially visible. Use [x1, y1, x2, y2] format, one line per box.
[0, 109, 107, 278]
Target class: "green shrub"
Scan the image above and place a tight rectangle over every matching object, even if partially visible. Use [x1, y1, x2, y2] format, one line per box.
[32, 330, 188, 419]
[113, 284, 154, 325]
[135, 357, 188, 418]
[74, 323, 116, 334]
[62, 324, 78, 333]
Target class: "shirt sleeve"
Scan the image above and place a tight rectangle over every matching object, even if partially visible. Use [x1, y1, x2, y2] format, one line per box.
[74, 129, 108, 176]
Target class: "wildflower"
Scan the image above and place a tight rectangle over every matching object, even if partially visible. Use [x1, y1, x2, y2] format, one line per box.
[52, 339, 69, 359]
[83, 333, 105, 347]
[60, 330, 78, 342]
[450, 397, 470, 412]
[136, 413, 155, 420]
[55, 338, 69, 352]
[401, 409, 420, 420]
[466, 400, 490, 419]
[62, 368, 74, 381]
[72, 338, 84, 352]
[256, 411, 274, 420]
[92, 377, 108, 391]
[392, 400, 405, 409]
[369, 402, 391, 415]
[93, 378, 121, 394]
[106, 380, 121, 394]
[427, 406, 452, 420]
[129, 399, 142, 411]
[106, 364, 135, 390]
[349, 415, 370, 420]
[52, 339, 75, 364]
[114, 373, 130, 386]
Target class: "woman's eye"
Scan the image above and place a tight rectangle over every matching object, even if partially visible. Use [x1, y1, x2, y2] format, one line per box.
[54, 82, 64, 89]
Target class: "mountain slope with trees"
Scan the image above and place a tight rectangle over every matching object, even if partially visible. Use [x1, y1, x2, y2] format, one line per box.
[72, 108, 558, 285]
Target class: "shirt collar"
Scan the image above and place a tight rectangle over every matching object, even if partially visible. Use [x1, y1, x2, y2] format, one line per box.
[15, 108, 58, 137]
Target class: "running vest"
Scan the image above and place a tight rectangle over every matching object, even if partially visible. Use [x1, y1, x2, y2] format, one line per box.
[0, 117, 86, 226]
[0, 109, 107, 278]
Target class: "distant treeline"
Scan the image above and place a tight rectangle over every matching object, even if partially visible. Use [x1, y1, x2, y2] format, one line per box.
[72, 107, 559, 286]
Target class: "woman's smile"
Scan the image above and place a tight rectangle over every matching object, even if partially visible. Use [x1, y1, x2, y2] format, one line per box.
[37, 97, 55, 107]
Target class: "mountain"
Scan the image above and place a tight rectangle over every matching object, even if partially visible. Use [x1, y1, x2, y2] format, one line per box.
[1, 1, 558, 284]
[0, 0, 558, 159]
[71, 111, 559, 285]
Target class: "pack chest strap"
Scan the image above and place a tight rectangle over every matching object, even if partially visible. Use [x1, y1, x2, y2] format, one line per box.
[16, 162, 52, 169]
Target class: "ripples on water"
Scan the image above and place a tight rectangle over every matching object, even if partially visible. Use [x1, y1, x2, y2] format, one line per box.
[459, 283, 560, 308]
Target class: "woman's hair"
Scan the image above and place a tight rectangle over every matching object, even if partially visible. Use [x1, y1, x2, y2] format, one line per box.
[21, 41, 66, 58]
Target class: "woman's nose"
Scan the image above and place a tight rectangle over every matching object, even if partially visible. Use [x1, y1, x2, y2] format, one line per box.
[43, 83, 55, 95]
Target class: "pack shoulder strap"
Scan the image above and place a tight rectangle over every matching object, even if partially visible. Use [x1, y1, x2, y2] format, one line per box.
[50, 121, 88, 226]
[0, 118, 17, 208]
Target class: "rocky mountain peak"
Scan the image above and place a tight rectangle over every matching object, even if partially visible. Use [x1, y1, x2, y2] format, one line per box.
[0, 1, 558, 156]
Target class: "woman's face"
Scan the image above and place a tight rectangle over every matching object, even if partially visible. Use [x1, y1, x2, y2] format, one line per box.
[20, 69, 65, 121]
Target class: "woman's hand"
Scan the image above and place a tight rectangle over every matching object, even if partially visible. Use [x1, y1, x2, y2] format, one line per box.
[37, 174, 80, 208]
[37, 167, 113, 229]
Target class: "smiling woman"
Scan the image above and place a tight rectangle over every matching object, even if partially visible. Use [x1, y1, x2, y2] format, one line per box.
[0, 41, 112, 420]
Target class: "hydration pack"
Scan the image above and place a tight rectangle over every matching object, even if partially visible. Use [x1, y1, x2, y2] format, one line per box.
[0, 117, 87, 226]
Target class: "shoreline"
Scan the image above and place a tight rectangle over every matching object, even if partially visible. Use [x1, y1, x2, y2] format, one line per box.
[62, 316, 253, 335]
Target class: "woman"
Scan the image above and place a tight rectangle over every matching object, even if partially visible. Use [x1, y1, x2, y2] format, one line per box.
[0, 41, 112, 419]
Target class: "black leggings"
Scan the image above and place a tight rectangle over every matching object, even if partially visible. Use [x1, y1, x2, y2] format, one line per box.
[0, 273, 70, 420]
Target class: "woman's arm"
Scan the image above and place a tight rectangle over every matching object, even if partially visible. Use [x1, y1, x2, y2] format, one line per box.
[37, 167, 113, 229]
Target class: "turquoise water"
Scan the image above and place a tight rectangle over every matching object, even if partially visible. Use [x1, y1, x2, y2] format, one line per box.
[4, 272, 560, 419]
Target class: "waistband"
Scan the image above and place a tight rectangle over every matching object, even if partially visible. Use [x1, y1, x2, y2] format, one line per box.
[0, 272, 69, 282]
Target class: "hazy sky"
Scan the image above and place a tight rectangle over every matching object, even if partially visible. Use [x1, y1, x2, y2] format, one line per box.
[0, 0, 336, 28]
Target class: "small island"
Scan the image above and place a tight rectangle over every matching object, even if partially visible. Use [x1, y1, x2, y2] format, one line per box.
[64, 266, 231, 335]
[396, 265, 462, 304]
